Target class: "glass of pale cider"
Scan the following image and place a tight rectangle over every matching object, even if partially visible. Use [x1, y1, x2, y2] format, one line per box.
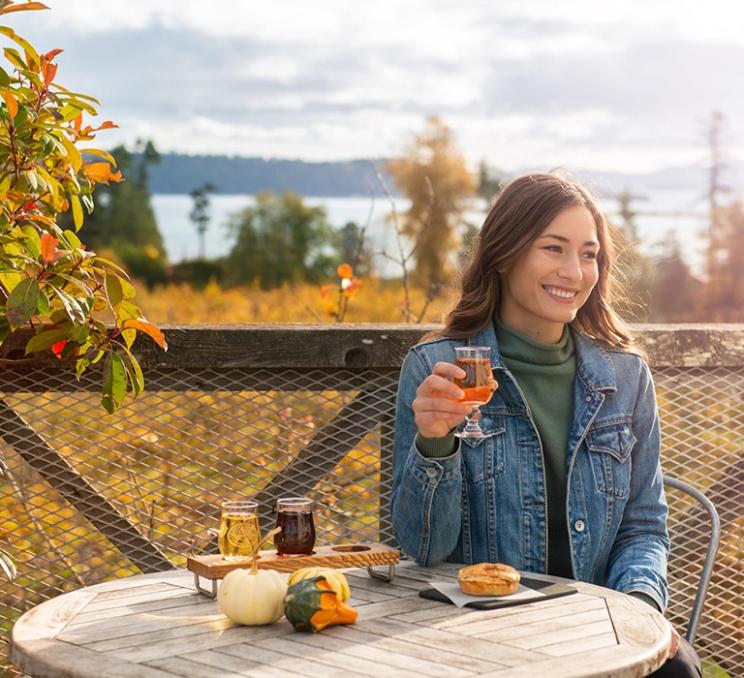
[218, 500, 260, 561]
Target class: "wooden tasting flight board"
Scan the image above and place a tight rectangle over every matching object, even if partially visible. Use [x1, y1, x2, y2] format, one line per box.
[186, 542, 400, 581]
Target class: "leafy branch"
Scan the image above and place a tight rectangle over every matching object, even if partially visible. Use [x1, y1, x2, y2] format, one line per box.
[0, 1, 166, 412]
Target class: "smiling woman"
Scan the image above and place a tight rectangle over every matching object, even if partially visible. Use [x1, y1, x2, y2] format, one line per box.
[391, 173, 702, 677]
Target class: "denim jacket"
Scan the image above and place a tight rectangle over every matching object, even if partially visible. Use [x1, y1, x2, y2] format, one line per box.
[391, 322, 670, 610]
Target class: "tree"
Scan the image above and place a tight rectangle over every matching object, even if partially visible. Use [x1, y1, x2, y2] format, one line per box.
[477, 160, 505, 206]
[387, 116, 476, 291]
[613, 189, 647, 243]
[60, 139, 167, 287]
[0, 1, 166, 412]
[704, 111, 730, 293]
[704, 201, 744, 320]
[648, 231, 703, 322]
[336, 221, 373, 277]
[224, 191, 336, 288]
[189, 182, 216, 259]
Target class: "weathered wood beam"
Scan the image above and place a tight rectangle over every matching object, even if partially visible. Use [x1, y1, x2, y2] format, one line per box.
[0, 399, 172, 573]
[2, 324, 743, 372]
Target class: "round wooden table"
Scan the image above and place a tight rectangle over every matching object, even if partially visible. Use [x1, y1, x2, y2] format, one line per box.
[11, 562, 670, 678]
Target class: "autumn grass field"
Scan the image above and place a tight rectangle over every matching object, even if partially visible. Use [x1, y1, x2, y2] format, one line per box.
[133, 278, 458, 324]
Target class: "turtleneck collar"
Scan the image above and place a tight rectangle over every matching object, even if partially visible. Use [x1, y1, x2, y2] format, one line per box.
[494, 316, 574, 366]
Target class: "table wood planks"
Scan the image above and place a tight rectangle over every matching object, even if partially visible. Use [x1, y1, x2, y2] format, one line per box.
[11, 563, 670, 678]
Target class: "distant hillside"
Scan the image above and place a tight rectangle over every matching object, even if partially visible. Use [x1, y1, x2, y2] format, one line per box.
[147, 154, 395, 196]
[146, 153, 744, 199]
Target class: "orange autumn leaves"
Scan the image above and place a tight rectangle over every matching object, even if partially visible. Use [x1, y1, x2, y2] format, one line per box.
[320, 263, 363, 321]
[0, 0, 163, 414]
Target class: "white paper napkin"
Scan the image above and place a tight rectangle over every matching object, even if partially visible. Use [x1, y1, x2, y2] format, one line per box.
[429, 581, 545, 608]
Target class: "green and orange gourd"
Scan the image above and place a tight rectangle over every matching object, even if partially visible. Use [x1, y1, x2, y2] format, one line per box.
[283, 575, 357, 632]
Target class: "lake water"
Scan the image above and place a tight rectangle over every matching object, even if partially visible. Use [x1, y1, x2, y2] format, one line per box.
[152, 190, 710, 277]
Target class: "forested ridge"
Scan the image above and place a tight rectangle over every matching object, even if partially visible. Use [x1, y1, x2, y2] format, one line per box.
[148, 154, 394, 196]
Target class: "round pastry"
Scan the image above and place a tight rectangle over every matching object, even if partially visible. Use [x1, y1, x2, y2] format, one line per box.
[458, 562, 521, 596]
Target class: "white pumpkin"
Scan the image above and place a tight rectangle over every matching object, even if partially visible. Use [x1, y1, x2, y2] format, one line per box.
[217, 567, 287, 626]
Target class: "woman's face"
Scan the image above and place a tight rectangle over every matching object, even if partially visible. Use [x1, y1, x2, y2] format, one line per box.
[499, 204, 600, 343]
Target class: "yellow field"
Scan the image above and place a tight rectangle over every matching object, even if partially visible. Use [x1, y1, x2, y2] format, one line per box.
[134, 278, 459, 324]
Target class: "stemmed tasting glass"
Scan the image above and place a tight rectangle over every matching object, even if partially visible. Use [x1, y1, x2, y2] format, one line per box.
[454, 346, 496, 440]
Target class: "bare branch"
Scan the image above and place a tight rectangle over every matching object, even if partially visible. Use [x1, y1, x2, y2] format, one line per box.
[4, 463, 87, 587]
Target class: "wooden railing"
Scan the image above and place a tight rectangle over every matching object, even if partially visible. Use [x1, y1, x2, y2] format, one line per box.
[1, 323, 743, 674]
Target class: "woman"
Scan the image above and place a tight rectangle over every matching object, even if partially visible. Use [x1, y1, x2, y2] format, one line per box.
[391, 173, 700, 677]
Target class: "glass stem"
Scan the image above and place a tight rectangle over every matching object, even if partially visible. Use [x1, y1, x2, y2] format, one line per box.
[462, 406, 482, 437]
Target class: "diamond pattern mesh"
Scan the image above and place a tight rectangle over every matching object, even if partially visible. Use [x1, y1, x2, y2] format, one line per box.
[0, 358, 741, 676]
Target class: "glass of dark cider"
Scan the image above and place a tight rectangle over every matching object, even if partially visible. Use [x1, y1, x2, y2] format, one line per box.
[274, 497, 316, 556]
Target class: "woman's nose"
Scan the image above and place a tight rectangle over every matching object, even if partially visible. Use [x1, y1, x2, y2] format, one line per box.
[558, 255, 583, 280]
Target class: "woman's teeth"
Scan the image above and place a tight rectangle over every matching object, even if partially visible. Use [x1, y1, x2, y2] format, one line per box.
[544, 286, 577, 299]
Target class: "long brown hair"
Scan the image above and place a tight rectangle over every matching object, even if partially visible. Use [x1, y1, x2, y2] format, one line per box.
[435, 173, 635, 351]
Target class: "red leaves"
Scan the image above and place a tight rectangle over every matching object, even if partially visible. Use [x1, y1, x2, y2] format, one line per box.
[40, 231, 61, 264]
[336, 263, 353, 279]
[51, 339, 67, 358]
[39, 48, 61, 85]
[41, 60, 57, 85]
[336, 262, 363, 298]
[319, 262, 364, 320]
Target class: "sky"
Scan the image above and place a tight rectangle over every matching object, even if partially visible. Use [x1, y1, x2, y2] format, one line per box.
[5, 0, 744, 174]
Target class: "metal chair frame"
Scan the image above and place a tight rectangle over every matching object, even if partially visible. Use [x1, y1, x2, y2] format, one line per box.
[663, 475, 721, 645]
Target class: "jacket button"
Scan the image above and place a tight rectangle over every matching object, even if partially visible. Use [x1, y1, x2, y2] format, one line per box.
[585, 395, 592, 402]
[574, 519, 586, 532]
[426, 467, 437, 478]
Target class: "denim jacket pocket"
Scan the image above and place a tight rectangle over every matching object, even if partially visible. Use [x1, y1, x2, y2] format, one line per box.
[461, 422, 506, 484]
[586, 423, 636, 498]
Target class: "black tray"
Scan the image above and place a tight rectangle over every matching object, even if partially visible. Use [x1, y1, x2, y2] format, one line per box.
[419, 575, 577, 610]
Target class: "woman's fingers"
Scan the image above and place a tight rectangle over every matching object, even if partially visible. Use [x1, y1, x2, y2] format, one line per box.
[413, 361, 473, 438]
[413, 396, 472, 417]
[417, 373, 464, 401]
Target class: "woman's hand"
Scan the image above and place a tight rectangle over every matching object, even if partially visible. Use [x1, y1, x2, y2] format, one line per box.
[412, 361, 474, 438]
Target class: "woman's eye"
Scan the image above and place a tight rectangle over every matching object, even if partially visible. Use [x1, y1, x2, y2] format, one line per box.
[582, 251, 598, 260]
[544, 245, 562, 253]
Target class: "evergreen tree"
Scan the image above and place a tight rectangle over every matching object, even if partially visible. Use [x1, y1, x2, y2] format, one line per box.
[477, 160, 505, 206]
[189, 182, 217, 259]
[648, 231, 703, 322]
[336, 221, 374, 277]
[62, 139, 167, 286]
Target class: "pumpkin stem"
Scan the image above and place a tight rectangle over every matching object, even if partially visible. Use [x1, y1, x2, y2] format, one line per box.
[250, 526, 282, 574]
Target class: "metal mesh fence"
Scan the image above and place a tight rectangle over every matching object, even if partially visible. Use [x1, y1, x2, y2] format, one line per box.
[0, 358, 742, 676]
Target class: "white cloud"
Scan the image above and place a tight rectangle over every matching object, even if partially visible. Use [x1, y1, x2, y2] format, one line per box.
[4, 0, 744, 173]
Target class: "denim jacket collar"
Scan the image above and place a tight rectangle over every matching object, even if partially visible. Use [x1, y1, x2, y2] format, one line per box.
[469, 321, 617, 394]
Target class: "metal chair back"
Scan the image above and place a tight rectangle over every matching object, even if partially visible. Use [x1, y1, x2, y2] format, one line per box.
[663, 475, 720, 645]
